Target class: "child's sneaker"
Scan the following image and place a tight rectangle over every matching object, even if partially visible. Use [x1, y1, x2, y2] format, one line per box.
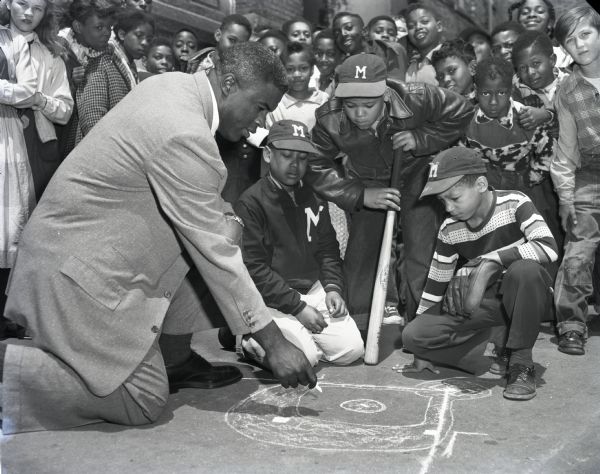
[383, 305, 405, 325]
[503, 364, 536, 400]
[488, 347, 511, 376]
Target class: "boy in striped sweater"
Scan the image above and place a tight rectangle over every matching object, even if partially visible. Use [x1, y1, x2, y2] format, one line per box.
[402, 146, 558, 400]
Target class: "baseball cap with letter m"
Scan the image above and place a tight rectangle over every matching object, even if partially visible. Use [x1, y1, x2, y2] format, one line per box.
[267, 119, 318, 154]
[420, 146, 488, 198]
[335, 54, 388, 98]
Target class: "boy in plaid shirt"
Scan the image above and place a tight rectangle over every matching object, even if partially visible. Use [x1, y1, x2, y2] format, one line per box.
[551, 5, 600, 356]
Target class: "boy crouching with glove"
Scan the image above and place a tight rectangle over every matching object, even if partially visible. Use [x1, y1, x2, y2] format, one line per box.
[401, 146, 557, 400]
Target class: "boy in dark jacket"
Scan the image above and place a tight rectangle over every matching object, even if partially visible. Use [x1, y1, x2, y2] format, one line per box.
[306, 54, 473, 327]
[234, 120, 364, 367]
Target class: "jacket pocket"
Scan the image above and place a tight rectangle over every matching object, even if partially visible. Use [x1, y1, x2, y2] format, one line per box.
[60, 256, 122, 311]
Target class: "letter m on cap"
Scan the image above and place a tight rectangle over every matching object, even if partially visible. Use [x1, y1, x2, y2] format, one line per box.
[292, 124, 306, 137]
[429, 162, 439, 178]
[355, 65, 367, 79]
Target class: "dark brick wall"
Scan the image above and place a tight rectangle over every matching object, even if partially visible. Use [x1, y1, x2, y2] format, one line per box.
[237, 0, 304, 28]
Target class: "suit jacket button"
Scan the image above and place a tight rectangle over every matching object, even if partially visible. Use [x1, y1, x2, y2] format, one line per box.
[164, 291, 172, 298]
[151, 325, 159, 333]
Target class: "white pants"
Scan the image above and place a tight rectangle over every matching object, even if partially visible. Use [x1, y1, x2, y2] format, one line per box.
[241, 282, 364, 366]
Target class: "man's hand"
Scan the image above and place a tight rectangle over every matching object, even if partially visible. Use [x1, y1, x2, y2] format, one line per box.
[392, 131, 417, 151]
[72, 66, 85, 85]
[325, 290, 347, 317]
[558, 203, 577, 232]
[443, 258, 503, 317]
[363, 187, 401, 211]
[252, 321, 317, 388]
[297, 305, 328, 333]
[518, 106, 550, 130]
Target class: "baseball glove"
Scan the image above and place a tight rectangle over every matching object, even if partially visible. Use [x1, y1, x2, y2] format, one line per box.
[443, 258, 503, 317]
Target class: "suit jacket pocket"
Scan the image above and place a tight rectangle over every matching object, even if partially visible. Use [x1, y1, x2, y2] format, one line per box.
[60, 256, 123, 311]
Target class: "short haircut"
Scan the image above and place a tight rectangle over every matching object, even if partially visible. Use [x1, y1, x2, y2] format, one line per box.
[314, 28, 335, 43]
[147, 37, 173, 53]
[69, 0, 116, 23]
[431, 39, 476, 67]
[258, 28, 287, 44]
[456, 173, 486, 187]
[491, 20, 525, 39]
[283, 41, 315, 66]
[173, 28, 199, 42]
[219, 42, 288, 93]
[511, 30, 554, 63]
[474, 55, 514, 88]
[281, 17, 313, 36]
[220, 13, 252, 36]
[555, 4, 600, 45]
[367, 15, 397, 32]
[115, 9, 154, 34]
[331, 12, 364, 28]
[508, 0, 556, 37]
[459, 26, 491, 44]
[404, 2, 439, 21]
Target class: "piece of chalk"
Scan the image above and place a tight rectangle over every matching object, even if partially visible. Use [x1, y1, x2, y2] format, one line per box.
[314, 382, 322, 393]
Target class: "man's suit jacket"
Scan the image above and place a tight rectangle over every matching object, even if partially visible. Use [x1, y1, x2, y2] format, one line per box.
[5, 71, 273, 397]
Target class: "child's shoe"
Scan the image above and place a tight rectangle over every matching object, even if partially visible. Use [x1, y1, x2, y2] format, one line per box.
[558, 330, 585, 355]
[488, 347, 510, 376]
[503, 364, 536, 400]
[383, 305, 405, 325]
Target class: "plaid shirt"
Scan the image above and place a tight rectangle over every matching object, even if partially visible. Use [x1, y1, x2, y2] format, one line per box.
[551, 65, 600, 204]
[75, 48, 131, 144]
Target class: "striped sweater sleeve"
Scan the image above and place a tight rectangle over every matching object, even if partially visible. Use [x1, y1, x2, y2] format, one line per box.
[494, 194, 558, 266]
[417, 223, 459, 315]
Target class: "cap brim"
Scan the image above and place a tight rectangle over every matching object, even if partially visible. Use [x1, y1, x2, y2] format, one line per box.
[335, 80, 386, 98]
[269, 139, 318, 154]
[420, 175, 464, 199]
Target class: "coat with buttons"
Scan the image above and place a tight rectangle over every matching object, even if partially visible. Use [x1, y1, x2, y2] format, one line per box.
[4, 71, 273, 397]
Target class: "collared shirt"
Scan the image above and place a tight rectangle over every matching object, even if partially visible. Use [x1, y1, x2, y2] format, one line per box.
[551, 66, 600, 204]
[266, 89, 329, 131]
[268, 172, 303, 205]
[58, 27, 92, 66]
[405, 43, 441, 85]
[515, 67, 569, 108]
[204, 72, 220, 136]
[9, 28, 73, 143]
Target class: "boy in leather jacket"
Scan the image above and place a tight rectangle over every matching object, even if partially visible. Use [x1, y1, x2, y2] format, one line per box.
[306, 54, 473, 328]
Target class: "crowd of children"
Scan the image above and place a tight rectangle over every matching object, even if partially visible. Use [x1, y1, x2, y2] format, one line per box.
[1, 0, 599, 404]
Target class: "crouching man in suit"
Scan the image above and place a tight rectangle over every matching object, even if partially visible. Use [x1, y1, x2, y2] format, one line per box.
[0, 42, 316, 434]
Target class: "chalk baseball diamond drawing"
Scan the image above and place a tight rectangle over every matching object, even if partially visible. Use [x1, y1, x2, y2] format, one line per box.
[225, 378, 492, 452]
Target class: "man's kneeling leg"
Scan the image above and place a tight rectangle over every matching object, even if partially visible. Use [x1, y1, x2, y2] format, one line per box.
[1, 340, 169, 434]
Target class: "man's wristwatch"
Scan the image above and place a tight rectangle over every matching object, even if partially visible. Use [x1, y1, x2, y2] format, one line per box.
[224, 212, 244, 228]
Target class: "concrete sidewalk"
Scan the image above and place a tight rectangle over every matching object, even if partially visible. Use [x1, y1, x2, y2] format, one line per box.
[2, 314, 600, 474]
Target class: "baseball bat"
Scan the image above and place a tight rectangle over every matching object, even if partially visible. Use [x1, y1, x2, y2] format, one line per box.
[364, 209, 396, 364]
[364, 150, 403, 365]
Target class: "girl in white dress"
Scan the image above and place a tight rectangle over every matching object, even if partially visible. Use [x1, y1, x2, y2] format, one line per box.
[0, 24, 36, 269]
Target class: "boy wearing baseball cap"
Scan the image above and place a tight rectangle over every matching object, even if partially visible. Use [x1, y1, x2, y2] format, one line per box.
[401, 146, 558, 400]
[307, 53, 473, 328]
[233, 120, 364, 367]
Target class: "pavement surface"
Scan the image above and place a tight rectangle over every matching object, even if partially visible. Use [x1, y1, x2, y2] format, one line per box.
[2, 312, 600, 474]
